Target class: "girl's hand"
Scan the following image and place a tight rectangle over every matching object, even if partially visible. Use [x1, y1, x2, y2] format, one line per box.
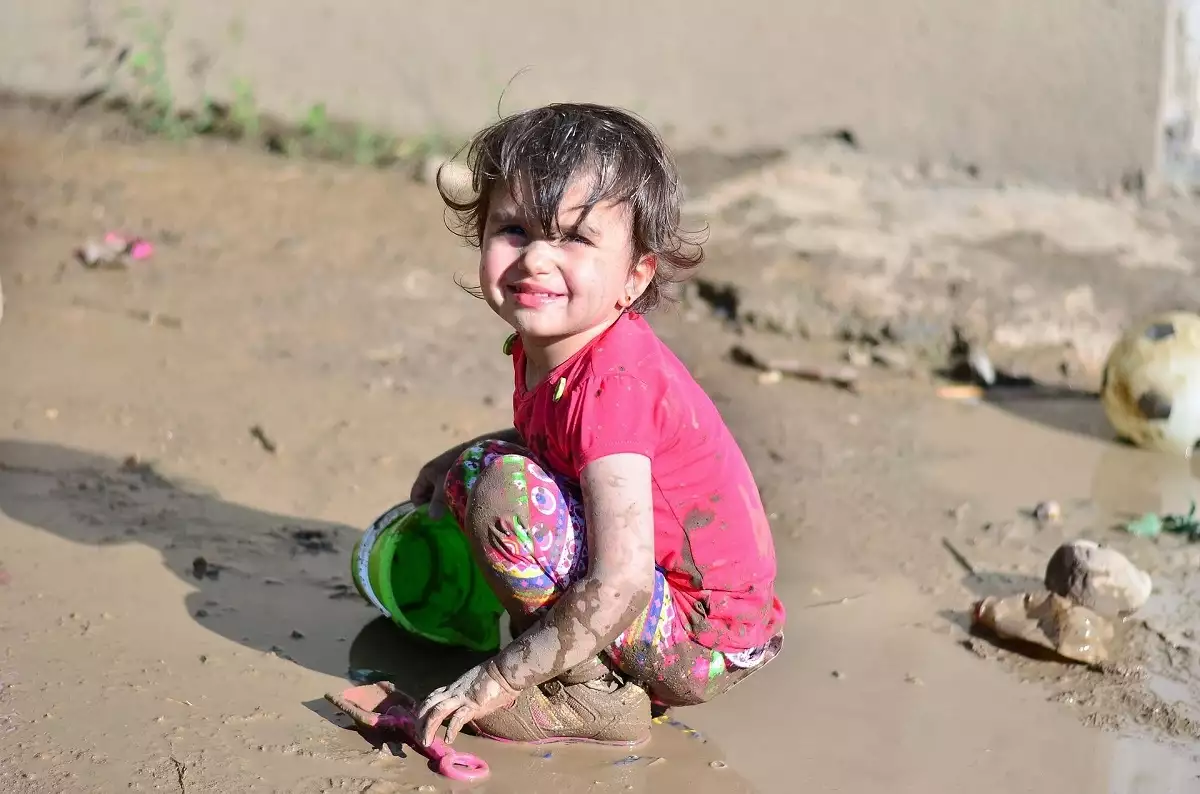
[417, 660, 519, 745]
[410, 429, 523, 519]
[409, 446, 465, 520]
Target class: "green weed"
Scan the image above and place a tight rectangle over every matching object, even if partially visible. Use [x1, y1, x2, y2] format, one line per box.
[113, 4, 443, 171]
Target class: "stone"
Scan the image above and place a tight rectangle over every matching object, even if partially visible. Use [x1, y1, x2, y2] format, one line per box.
[1044, 539, 1152, 617]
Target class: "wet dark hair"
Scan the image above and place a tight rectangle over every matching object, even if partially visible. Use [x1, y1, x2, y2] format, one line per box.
[437, 102, 706, 314]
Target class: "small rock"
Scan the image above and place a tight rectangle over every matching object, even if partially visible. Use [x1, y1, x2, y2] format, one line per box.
[831, 670, 845, 680]
[194, 608, 209, 618]
[290, 629, 305, 640]
[1034, 500, 1063, 525]
[1044, 540, 1152, 617]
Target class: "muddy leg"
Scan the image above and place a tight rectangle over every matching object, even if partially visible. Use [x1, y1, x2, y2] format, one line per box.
[606, 578, 785, 707]
[442, 440, 780, 707]
[442, 440, 590, 642]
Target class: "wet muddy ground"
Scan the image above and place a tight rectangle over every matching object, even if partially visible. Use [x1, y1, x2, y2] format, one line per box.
[2, 101, 1200, 792]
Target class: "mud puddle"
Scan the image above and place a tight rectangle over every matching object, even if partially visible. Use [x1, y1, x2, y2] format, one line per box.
[0, 425, 1130, 794]
[326, 618, 756, 793]
[916, 393, 1200, 791]
[0, 443, 754, 793]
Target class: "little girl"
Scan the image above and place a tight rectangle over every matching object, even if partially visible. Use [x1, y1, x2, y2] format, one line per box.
[412, 103, 785, 747]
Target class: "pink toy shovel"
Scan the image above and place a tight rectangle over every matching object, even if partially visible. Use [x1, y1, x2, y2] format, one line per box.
[326, 681, 490, 783]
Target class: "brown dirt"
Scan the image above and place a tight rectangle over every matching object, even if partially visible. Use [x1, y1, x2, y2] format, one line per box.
[2, 101, 1200, 793]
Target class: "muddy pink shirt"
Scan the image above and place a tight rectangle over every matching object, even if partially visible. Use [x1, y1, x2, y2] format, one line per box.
[509, 312, 785, 652]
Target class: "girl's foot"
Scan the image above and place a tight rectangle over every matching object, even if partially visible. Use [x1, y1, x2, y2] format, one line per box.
[469, 668, 651, 746]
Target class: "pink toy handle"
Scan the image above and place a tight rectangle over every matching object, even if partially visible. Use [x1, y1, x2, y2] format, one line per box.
[379, 706, 490, 783]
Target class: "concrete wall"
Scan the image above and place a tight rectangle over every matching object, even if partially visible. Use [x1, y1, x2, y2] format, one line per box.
[1161, 0, 1200, 182]
[0, 0, 1169, 189]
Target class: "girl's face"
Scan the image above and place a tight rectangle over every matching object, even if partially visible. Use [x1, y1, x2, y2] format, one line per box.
[479, 177, 654, 349]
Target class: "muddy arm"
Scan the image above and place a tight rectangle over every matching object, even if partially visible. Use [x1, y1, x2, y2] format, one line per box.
[491, 453, 655, 689]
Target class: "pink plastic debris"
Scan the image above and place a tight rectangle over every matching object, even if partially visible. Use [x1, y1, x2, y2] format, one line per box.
[129, 240, 154, 260]
[79, 232, 153, 268]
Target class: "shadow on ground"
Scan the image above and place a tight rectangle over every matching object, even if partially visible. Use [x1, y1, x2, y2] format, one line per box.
[937, 371, 1115, 444]
[987, 388, 1114, 444]
[0, 438, 480, 694]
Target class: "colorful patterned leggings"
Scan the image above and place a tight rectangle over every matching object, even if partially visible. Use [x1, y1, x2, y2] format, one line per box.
[443, 439, 780, 706]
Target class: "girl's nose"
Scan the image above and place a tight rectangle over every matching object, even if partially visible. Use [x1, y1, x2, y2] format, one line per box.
[521, 240, 558, 275]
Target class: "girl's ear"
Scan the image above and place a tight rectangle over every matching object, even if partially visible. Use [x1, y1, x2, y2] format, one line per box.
[621, 254, 657, 308]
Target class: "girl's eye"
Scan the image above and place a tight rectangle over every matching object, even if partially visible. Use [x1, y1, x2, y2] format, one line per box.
[563, 232, 593, 246]
[498, 224, 527, 238]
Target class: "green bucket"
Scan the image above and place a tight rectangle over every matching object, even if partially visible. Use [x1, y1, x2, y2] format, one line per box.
[352, 501, 505, 653]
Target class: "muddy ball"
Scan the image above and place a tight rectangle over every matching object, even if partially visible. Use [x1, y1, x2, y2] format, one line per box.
[1100, 311, 1200, 456]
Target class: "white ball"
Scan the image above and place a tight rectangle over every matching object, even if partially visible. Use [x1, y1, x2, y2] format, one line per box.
[1101, 311, 1200, 456]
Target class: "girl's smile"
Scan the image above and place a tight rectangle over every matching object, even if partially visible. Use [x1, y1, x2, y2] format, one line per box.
[506, 281, 568, 308]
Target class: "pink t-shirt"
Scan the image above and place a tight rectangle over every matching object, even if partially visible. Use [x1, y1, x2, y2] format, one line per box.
[510, 312, 785, 652]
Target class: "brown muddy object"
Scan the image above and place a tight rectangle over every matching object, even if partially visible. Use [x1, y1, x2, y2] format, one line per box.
[1044, 539, 1152, 617]
[470, 671, 652, 747]
[972, 591, 1114, 665]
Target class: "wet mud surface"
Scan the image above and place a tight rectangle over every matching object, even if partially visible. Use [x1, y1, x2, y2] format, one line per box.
[2, 102, 1200, 792]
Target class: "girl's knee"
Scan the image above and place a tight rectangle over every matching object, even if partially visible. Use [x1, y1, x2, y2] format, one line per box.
[443, 439, 531, 523]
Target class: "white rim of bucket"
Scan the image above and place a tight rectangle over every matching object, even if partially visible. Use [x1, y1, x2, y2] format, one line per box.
[354, 501, 416, 619]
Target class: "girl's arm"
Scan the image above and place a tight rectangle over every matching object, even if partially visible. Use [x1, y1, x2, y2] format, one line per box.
[491, 452, 656, 689]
